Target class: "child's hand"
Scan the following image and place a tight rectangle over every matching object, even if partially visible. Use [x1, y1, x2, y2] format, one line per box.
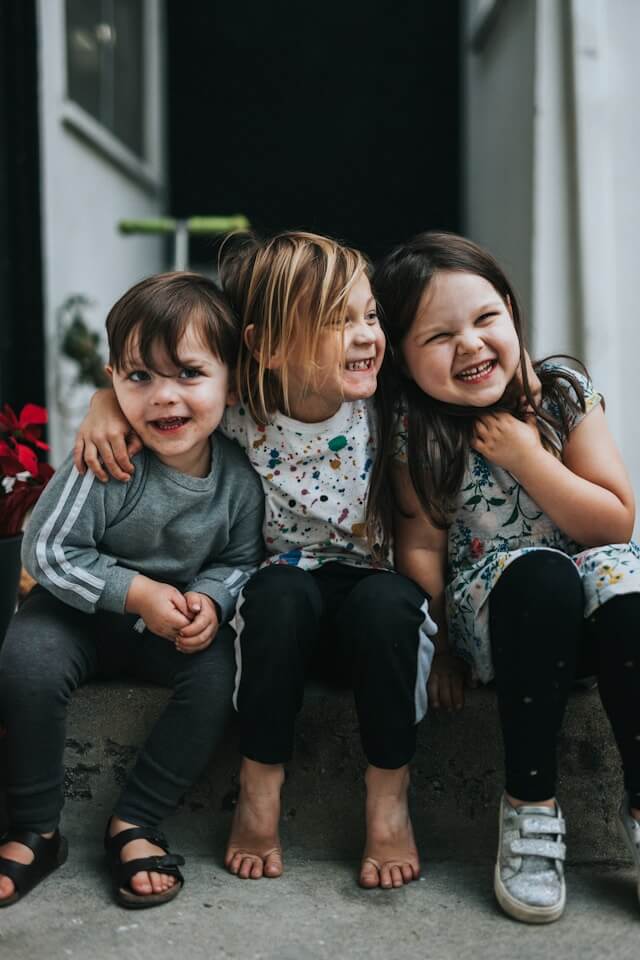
[126, 576, 192, 640]
[73, 388, 142, 483]
[428, 652, 469, 711]
[175, 592, 220, 654]
[472, 411, 541, 473]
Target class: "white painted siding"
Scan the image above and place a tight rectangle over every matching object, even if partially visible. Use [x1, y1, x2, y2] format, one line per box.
[605, 0, 640, 509]
[37, 0, 166, 463]
[464, 0, 536, 322]
[465, 0, 640, 528]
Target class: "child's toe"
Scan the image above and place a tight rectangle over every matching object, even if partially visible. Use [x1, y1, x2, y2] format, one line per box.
[263, 851, 283, 877]
[359, 858, 381, 888]
[401, 862, 416, 884]
[130, 871, 153, 895]
[0, 875, 16, 901]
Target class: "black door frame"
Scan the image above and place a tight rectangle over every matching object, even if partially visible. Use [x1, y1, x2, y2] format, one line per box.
[0, 0, 45, 411]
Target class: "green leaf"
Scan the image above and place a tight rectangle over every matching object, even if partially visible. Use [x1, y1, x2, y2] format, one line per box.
[489, 498, 506, 506]
[502, 506, 519, 527]
[465, 495, 482, 506]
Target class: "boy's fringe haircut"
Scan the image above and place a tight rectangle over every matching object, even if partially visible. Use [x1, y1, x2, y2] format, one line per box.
[219, 231, 369, 425]
[106, 271, 239, 373]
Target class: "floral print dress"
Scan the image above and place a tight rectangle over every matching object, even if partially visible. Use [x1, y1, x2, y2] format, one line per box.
[397, 366, 640, 683]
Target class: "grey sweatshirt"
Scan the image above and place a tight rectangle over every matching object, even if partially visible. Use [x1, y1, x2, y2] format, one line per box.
[23, 432, 264, 623]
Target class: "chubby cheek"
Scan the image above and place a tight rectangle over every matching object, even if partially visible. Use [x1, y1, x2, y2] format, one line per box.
[112, 388, 143, 427]
[403, 351, 437, 395]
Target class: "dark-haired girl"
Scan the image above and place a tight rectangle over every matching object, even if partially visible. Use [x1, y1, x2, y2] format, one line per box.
[373, 232, 640, 924]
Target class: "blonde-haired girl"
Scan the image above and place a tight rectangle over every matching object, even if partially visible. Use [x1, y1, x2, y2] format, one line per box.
[73, 232, 437, 890]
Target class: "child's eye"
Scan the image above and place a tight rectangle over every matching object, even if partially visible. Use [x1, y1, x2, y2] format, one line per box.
[179, 367, 202, 379]
[366, 310, 379, 324]
[127, 370, 151, 383]
[475, 312, 498, 325]
[425, 332, 451, 345]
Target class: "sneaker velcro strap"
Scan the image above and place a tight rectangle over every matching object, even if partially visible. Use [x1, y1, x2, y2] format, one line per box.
[510, 838, 566, 860]
[520, 816, 566, 836]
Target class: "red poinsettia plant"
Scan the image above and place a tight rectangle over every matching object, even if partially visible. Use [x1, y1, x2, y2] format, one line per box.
[0, 403, 54, 538]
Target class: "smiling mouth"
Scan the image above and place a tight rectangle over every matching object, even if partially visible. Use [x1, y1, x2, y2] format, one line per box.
[346, 358, 374, 371]
[150, 417, 191, 432]
[456, 359, 497, 383]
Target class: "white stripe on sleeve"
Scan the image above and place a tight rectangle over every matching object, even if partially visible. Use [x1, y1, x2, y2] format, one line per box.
[35, 468, 104, 603]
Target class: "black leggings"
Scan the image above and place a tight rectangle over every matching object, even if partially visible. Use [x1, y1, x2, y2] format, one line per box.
[233, 563, 434, 769]
[489, 551, 640, 807]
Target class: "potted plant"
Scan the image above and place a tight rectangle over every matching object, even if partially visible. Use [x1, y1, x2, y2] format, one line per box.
[0, 403, 54, 644]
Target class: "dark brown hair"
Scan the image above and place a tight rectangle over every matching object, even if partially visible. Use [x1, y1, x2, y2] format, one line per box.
[106, 271, 239, 373]
[369, 231, 587, 544]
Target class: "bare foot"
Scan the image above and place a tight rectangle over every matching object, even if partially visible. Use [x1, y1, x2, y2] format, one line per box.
[359, 765, 420, 890]
[0, 831, 54, 902]
[225, 758, 284, 879]
[109, 817, 176, 896]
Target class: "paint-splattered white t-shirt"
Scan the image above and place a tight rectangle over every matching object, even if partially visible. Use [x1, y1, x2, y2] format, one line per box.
[221, 400, 387, 570]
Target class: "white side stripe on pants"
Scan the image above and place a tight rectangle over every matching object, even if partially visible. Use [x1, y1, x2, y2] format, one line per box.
[414, 598, 438, 724]
[232, 588, 247, 711]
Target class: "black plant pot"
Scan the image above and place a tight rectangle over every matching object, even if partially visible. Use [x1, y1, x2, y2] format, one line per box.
[0, 532, 23, 648]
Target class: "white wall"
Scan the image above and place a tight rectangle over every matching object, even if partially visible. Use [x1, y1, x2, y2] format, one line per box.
[37, 0, 166, 463]
[533, 0, 639, 508]
[464, 0, 536, 322]
[530, 0, 579, 362]
[465, 0, 640, 527]
[604, 0, 640, 501]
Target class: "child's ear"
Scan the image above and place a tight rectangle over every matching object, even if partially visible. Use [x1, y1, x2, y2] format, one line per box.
[104, 365, 114, 381]
[243, 324, 282, 369]
[225, 385, 239, 407]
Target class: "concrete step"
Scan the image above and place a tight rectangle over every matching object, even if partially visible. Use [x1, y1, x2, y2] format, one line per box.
[0, 682, 630, 863]
[2, 859, 640, 960]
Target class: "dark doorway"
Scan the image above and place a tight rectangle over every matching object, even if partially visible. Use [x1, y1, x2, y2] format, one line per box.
[168, 1, 461, 263]
[0, 0, 45, 410]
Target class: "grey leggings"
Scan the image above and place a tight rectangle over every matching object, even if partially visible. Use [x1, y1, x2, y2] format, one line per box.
[0, 587, 235, 832]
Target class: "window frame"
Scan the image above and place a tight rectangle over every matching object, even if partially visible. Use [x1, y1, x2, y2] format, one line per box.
[61, 0, 164, 192]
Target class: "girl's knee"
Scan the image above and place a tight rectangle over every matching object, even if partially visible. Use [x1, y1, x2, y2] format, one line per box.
[498, 552, 583, 608]
[239, 566, 320, 633]
[348, 571, 425, 618]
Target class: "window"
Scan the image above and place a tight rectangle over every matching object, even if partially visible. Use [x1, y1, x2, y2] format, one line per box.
[65, 0, 144, 159]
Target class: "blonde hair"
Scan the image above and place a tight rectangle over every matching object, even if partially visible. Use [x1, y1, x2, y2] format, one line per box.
[219, 231, 369, 424]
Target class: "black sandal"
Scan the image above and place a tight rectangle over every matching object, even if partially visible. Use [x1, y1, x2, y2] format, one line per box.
[0, 829, 68, 907]
[104, 822, 185, 909]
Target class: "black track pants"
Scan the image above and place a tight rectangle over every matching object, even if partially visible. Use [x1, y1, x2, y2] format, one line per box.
[0, 587, 236, 831]
[233, 563, 434, 769]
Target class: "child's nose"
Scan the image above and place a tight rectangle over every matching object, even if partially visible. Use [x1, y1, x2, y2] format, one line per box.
[353, 321, 376, 343]
[457, 329, 484, 354]
[151, 378, 179, 403]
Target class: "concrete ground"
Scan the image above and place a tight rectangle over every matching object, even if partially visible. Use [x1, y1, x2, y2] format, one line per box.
[2, 682, 638, 958]
[1, 851, 639, 960]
